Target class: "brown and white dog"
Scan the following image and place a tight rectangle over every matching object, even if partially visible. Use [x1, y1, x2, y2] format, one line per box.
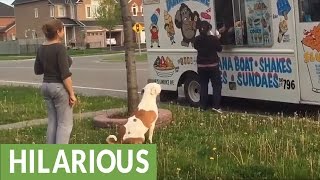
[106, 83, 161, 144]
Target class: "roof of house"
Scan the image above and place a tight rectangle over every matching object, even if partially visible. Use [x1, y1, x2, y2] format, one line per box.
[12, 0, 78, 5]
[81, 20, 99, 27]
[56, 17, 80, 26]
[0, 21, 16, 33]
[0, 2, 14, 17]
[12, 0, 41, 5]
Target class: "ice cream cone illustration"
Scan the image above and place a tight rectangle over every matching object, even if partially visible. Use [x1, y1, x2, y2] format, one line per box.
[151, 8, 160, 25]
[278, 18, 288, 43]
[164, 10, 175, 45]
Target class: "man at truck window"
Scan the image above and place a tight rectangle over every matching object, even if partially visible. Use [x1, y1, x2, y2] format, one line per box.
[194, 21, 223, 114]
[215, 0, 235, 45]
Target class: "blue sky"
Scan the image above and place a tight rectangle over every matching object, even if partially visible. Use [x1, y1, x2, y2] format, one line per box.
[0, 0, 14, 6]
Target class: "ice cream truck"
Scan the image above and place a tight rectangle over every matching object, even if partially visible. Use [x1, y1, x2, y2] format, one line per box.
[143, 0, 320, 107]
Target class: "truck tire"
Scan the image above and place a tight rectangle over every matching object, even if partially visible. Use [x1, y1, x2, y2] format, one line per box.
[184, 74, 200, 107]
[160, 90, 178, 102]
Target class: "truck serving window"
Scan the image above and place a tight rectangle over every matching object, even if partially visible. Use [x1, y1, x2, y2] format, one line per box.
[215, 0, 273, 47]
[299, 0, 320, 22]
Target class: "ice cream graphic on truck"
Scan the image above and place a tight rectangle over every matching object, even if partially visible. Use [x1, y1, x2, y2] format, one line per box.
[143, 0, 320, 106]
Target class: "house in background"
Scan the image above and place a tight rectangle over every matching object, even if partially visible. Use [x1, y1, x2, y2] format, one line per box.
[129, 0, 145, 44]
[0, 2, 16, 41]
[12, 0, 145, 47]
[13, 0, 86, 47]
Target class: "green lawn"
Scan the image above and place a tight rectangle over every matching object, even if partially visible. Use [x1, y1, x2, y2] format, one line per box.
[102, 52, 147, 62]
[67, 48, 124, 57]
[0, 86, 125, 125]
[0, 86, 319, 179]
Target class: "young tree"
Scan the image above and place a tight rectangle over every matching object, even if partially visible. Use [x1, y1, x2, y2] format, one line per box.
[96, 0, 121, 51]
[119, 0, 139, 114]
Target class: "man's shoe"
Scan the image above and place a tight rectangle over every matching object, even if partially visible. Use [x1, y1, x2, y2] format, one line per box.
[212, 108, 223, 114]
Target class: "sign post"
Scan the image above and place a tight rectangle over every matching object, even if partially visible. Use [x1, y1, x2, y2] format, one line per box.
[133, 23, 143, 55]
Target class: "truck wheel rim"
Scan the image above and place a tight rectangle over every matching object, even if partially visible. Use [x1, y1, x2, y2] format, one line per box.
[188, 81, 200, 103]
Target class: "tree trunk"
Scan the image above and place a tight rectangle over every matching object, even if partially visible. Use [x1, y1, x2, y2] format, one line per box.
[119, 0, 139, 114]
[109, 28, 112, 51]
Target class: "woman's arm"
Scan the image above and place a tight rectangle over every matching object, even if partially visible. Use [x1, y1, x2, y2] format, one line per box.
[63, 76, 75, 97]
[57, 46, 74, 96]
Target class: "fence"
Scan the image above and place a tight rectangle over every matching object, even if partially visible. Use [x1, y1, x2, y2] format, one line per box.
[0, 38, 45, 55]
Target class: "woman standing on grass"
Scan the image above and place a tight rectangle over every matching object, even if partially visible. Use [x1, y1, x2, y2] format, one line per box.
[34, 19, 77, 144]
[194, 21, 223, 113]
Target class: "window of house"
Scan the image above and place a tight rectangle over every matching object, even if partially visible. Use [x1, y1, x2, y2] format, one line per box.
[34, 8, 38, 18]
[299, 0, 320, 22]
[50, 6, 54, 17]
[86, 6, 92, 18]
[132, 4, 137, 16]
[70, 5, 75, 19]
[32, 30, 37, 39]
[58, 6, 66, 17]
[215, 0, 273, 47]
[92, 5, 98, 17]
[11, 33, 16, 40]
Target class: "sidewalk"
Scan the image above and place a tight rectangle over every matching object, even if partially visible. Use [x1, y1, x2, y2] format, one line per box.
[0, 110, 104, 130]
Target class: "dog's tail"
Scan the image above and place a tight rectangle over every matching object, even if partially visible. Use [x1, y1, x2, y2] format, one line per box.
[106, 135, 118, 144]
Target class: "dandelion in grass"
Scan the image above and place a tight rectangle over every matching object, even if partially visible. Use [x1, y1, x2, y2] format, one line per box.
[212, 147, 217, 151]
[210, 157, 214, 160]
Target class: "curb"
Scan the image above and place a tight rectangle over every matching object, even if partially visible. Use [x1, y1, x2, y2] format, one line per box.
[0, 111, 104, 130]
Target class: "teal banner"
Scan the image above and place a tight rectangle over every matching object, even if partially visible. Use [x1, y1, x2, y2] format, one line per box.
[0, 144, 157, 180]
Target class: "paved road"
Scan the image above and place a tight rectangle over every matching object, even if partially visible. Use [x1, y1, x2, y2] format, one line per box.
[1, 54, 319, 118]
[0, 54, 149, 98]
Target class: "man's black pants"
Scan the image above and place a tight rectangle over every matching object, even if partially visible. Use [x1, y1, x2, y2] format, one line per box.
[198, 66, 222, 110]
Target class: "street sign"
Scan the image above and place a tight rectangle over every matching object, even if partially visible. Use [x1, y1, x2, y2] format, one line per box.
[133, 23, 143, 33]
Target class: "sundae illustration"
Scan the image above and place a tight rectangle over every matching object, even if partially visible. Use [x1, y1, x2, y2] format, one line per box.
[302, 24, 320, 93]
[164, 10, 176, 45]
[153, 56, 179, 77]
[150, 8, 160, 48]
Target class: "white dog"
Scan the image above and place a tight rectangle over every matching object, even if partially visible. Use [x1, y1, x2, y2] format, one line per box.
[106, 83, 161, 144]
